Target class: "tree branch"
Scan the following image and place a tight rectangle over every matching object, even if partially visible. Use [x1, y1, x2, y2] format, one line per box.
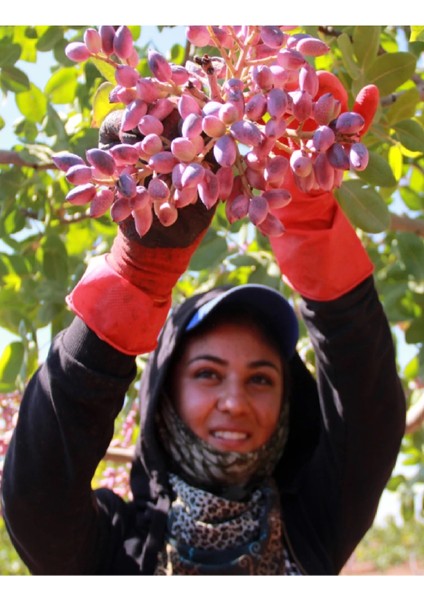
[405, 395, 424, 435]
[0, 150, 55, 170]
[389, 213, 424, 238]
[103, 445, 135, 463]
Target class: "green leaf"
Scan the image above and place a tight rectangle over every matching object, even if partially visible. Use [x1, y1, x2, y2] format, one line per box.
[128, 26, 141, 43]
[353, 26, 381, 67]
[170, 42, 185, 64]
[393, 119, 424, 153]
[337, 32, 361, 80]
[14, 118, 38, 142]
[189, 230, 228, 271]
[92, 82, 121, 128]
[44, 104, 68, 142]
[0, 39, 21, 66]
[365, 52, 417, 96]
[40, 234, 69, 283]
[15, 83, 48, 123]
[396, 233, 424, 281]
[0, 65, 30, 93]
[90, 57, 116, 84]
[12, 26, 37, 62]
[0, 341, 24, 388]
[409, 164, 424, 202]
[387, 144, 403, 182]
[3, 209, 26, 235]
[386, 474, 407, 491]
[405, 317, 424, 344]
[386, 87, 421, 126]
[229, 254, 260, 267]
[36, 25, 65, 51]
[335, 181, 391, 233]
[404, 354, 419, 380]
[410, 26, 424, 42]
[44, 67, 78, 104]
[400, 186, 424, 211]
[357, 151, 398, 187]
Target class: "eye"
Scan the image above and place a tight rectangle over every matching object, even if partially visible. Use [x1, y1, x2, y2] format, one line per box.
[194, 368, 220, 381]
[249, 373, 275, 386]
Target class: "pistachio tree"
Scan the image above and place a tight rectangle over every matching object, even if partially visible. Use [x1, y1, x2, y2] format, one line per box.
[1, 27, 424, 569]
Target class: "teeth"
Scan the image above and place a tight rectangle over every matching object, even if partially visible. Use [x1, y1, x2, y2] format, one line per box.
[213, 431, 248, 440]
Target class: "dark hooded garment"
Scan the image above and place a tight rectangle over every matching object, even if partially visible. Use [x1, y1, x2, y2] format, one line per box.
[1, 276, 406, 574]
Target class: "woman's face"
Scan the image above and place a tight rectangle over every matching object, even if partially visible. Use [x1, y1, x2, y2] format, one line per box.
[171, 320, 284, 453]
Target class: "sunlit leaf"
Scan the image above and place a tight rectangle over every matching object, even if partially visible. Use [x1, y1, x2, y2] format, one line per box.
[387, 145, 403, 182]
[44, 67, 78, 104]
[15, 82, 47, 123]
[0, 341, 24, 387]
[128, 26, 141, 43]
[92, 82, 122, 128]
[404, 354, 419, 380]
[335, 181, 391, 233]
[410, 26, 424, 42]
[400, 186, 424, 211]
[90, 57, 116, 84]
[3, 209, 26, 235]
[409, 163, 424, 193]
[12, 25, 37, 62]
[170, 42, 185, 64]
[386, 474, 406, 491]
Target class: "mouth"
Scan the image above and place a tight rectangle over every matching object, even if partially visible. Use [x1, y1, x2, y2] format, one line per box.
[212, 430, 250, 441]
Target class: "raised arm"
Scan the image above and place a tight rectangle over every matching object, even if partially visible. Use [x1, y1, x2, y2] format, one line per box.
[268, 82, 406, 572]
[1, 110, 216, 574]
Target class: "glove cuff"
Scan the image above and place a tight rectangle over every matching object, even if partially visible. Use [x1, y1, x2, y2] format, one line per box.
[107, 227, 205, 300]
[66, 255, 172, 355]
[270, 205, 374, 301]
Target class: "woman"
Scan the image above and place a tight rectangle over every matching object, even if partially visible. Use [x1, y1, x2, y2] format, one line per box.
[1, 104, 406, 575]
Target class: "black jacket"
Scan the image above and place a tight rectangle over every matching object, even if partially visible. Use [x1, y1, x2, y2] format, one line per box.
[1, 276, 406, 574]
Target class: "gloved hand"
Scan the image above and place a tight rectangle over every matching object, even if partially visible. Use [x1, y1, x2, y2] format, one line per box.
[268, 76, 379, 301]
[67, 109, 216, 355]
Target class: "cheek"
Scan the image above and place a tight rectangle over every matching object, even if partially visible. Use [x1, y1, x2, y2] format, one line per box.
[254, 398, 282, 439]
[173, 381, 213, 431]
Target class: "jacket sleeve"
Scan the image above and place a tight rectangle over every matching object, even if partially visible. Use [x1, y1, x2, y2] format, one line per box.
[294, 275, 406, 573]
[1, 316, 137, 574]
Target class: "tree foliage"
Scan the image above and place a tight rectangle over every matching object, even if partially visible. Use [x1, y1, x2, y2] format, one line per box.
[0, 24, 424, 573]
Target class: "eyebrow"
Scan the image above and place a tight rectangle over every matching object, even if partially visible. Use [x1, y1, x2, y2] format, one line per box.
[187, 355, 281, 373]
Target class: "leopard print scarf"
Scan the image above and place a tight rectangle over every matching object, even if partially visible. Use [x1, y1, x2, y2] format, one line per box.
[154, 396, 301, 574]
[155, 474, 300, 575]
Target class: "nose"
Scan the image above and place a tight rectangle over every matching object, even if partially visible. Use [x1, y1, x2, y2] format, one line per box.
[216, 379, 249, 415]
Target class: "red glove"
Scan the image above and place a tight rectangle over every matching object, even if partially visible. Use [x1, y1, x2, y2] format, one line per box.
[269, 78, 379, 301]
[67, 110, 215, 355]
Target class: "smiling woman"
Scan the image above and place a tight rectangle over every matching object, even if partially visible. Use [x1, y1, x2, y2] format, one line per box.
[0, 23, 410, 578]
[169, 311, 285, 454]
